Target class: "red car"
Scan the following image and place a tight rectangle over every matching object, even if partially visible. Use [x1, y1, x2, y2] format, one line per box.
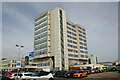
[94, 69, 99, 73]
[4, 72, 15, 77]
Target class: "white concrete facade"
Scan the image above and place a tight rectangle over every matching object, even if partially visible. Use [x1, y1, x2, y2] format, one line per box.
[32, 7, 89, 71]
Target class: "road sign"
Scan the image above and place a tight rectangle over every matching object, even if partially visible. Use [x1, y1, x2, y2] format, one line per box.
[16, 61, 21, 68]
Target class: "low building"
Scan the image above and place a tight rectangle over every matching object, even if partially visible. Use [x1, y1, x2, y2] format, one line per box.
[99, 62, 113, 66]
[1, 58, 25, 71]
[69, 64, 104, 70]
[89, 54, 98, 64]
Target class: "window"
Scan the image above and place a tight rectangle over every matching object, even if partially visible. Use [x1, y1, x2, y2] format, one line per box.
[84, 47, 87, 50]
[78, 30, 82, 33]
[35, 18, 47, 26]
[66, 22, 75, 28]
[79, 34, 82, 37]
[81, 55, 84, 58]
[35, 49, 47, 56]
[68, 49, 78, 53]
[85, 51, 88, 54]
[79, 38, 83, 41]
[83, 36, 86, 39]
[83, 32, 86, 35]
[35, 23, 47, 31]
[67, 39, 77, 44]
[80, 46, 83, 49]
[35, 27, 47, 36]
[36, 13, 47, 22]
[35, 33, 47, 41]
[80, 50, 84, 53]
[82, 28, 85, 31]
[68, 44, 77, 48]
[78, 26, 81, 29]
[80, 42, 83, 45]
[84, 43, 87, 46]
[68, 54, 78, 57]
[67, 35, 77, 40]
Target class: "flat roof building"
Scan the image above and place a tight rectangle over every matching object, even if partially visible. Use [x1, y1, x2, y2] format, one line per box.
[1, 58, 25, 71]
[30, 7, 89, 71]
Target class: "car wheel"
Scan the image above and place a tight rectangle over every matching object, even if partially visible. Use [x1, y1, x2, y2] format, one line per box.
[49, 78, 54, 80]
[80, 75, 83, 78]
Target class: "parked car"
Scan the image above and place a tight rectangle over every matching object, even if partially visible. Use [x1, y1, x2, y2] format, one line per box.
[64, 71, 78, 78]
[93, 68, 99, 73]
[4, 72, 15, 77]
[55, 71, 67, 77]
[7, 73, 17, 79]
[82, 69, 91, 74]
[14, 72, 33, 79]
[73, 70, 87, 78]
[102, 67, 109, 72]
[110, 67, 118, 71]
[88, 69, 95, 74]
[30, 71, 54, 80]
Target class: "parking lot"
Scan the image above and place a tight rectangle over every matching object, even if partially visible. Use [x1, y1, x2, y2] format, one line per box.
[54, 71, 119, 80]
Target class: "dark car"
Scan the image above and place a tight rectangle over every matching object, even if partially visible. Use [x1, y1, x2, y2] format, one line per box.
[64, 71, 78, 78]
[103, 67, 109, 72]
[33, 71, 51, 77]
[111, 67, 118, 71]
[55, 71, 67, 77]
[82, 69, 91, 74]
[1, 76, 13, 80]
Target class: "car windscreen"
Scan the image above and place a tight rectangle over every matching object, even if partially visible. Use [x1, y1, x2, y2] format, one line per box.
[14, 74, 23, 76]
[7, 73, 12, 76]
[36, 72, 50, 76]
[24, 74, 32, 76]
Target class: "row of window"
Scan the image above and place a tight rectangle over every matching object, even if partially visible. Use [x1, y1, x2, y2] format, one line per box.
[81, 55, 88, 58]
[78, 30, 86, 35]
[80, 50, 88, 54]
[66, 22, 76, 28]
[35, 17, 47, 26]
[68, 44, 77, 48]
[34, 49, 47, 56]
[34, 38, 47, 46]
[79, 42, 87, 46]
[35, 33, 47, 41]
[68, 49, 78, 53]
[67, 30, 76, 36]
[35, 27, 47, 36]
[37, 63, 50, 67]
[68, 58, 79, 61]
[35, 44, 47, 51]
[79, 34, 86, 39]
[79, 38, 86, 42]
[78, 26, 85, 31]
[35, 23, 47, 31]
[67, 35, 77, 40]
[80, 46, 87, 50]
[67, 26, 76, 32]
[35, 13, 48, 22]
[67, 39, 77, 44]
[68, 54, 78, 57]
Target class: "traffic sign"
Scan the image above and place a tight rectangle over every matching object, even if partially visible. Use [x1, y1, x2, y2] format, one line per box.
[16, 61, 21, 67]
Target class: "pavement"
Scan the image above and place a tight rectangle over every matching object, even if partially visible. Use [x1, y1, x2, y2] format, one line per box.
[54, 71, 120, 80]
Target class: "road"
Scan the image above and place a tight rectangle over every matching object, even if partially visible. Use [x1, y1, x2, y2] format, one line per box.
[54, 71, 120, 80]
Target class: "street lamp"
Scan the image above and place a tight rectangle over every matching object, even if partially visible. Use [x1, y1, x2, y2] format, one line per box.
[16, 44, 24, 59]
[16, 44, 24, 80]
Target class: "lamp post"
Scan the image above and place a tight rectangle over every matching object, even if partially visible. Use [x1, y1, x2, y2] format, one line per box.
[16, 45, 24, 59]
[16, 44, 24, 80]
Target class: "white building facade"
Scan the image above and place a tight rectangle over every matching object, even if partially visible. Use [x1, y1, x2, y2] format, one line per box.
[31, 7, 89, 71]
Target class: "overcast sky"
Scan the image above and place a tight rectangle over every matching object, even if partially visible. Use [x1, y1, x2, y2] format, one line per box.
[2, 2, 118, 62]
